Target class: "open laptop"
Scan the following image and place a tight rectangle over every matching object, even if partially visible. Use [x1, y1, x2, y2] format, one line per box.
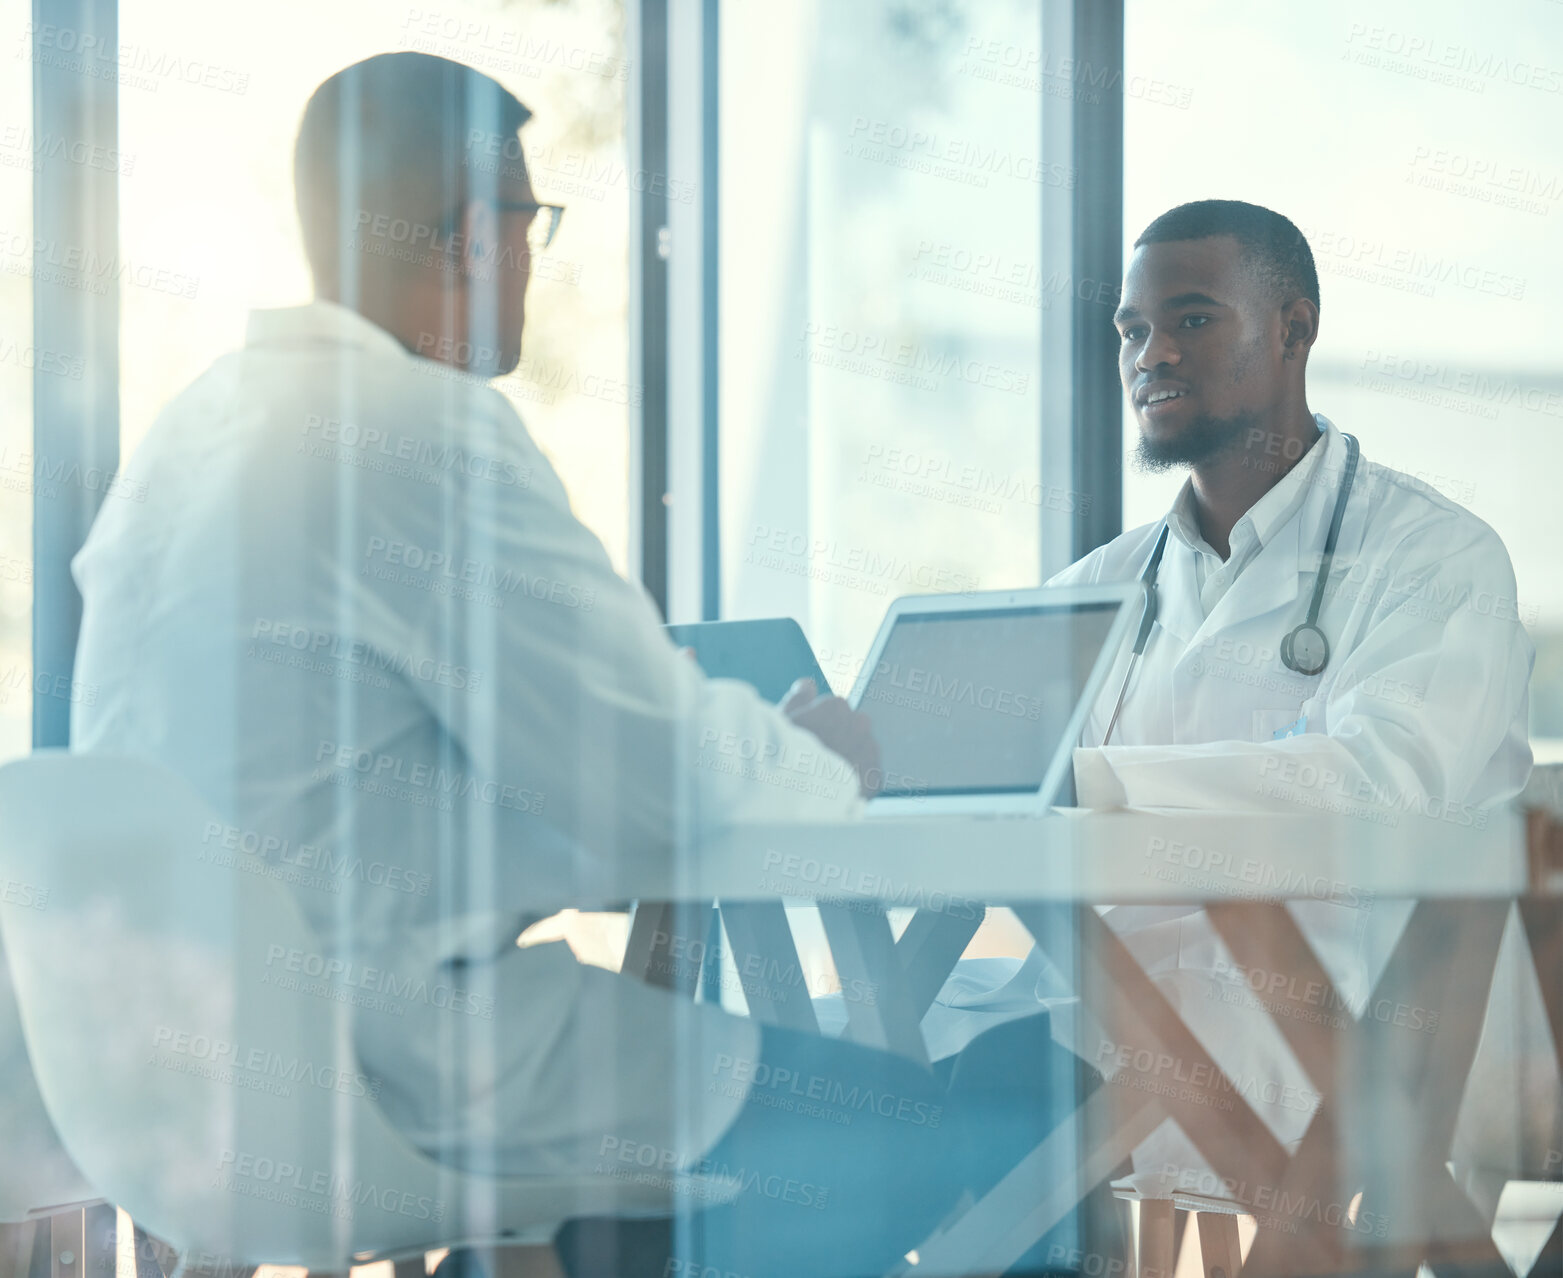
[668, 583, 1139, 815]
[847, 583, 1142, 816]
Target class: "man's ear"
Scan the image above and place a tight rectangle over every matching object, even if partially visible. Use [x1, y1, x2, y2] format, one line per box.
[458, 200, 499, 275]
[1281, 297, 1320, 361]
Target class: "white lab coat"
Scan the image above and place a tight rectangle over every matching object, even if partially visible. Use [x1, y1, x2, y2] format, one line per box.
[70, 299, 862, 1176]
[1043, 417, 1538, 1197]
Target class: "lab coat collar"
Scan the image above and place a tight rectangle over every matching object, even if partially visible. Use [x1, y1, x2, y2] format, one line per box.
[1164, 414, 1332, 560]
[1149, 536, 1204, 647]
[244, 297, 412, 363]
[1155, 416, 1347, 646]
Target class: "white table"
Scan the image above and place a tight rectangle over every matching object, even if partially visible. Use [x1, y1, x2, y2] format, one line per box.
[620, 806, 1549, 1278]
[621, 807, 1526, 912]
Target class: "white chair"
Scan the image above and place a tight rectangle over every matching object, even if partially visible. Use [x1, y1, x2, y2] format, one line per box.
[0, 937, 128, 1276]
[0, 751, 711, 1276]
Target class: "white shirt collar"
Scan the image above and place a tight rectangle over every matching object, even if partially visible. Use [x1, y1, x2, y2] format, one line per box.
[244, 297, 411, 363]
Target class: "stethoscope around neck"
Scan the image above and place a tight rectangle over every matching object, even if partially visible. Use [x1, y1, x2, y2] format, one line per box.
[1101, 432, 1361, 747]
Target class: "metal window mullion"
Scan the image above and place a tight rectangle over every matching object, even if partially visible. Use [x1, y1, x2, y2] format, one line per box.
[1040, 0, 1124, 579]
[698, 0, 718, 620]
[664, 0, 720, 624]
[629, 0, 671, 613]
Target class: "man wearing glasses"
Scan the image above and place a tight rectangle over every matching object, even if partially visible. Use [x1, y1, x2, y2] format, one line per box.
[73, 51, 1112, 1278]
[295, 63, 563, 379]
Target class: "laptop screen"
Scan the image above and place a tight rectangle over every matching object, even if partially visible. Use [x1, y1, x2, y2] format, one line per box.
[855, 602, 1123, 797]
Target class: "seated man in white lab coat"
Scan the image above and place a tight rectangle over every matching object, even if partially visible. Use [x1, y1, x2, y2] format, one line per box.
[1066, 199, 1530, 808]
[70, 51, 1115, 1278]
[1029, 199, 1535, 1202]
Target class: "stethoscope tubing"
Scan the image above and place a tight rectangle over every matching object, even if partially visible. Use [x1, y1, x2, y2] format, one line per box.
[1100, 432, 1360, 748]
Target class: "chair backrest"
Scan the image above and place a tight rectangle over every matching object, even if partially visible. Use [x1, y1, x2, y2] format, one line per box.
[0, 752, 696, 1270]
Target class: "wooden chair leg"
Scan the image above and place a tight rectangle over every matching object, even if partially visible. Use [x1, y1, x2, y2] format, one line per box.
[1196, 1212, 1242, 1278]
[48, 1211, 85, 1278]
[27, 1220, 50, 1278]
[28, 1207, 123, 1278]
[1138, 1199, 1175, 1278]
[84, 1204, 119, 1278]
[0, 1221, 37, 1278]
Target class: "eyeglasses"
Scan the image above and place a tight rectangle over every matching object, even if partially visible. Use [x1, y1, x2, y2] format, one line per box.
[495, 200, 565, 254]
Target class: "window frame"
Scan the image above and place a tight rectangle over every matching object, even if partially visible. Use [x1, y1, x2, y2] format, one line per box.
[1040, 0, 1125, 579]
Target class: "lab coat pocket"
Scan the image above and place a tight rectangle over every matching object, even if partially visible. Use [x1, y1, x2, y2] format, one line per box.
[1251, 704, 1308, 742]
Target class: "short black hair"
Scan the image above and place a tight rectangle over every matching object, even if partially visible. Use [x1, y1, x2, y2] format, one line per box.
[294, 52, 532, 288]
[1134, 199, 1320, 309]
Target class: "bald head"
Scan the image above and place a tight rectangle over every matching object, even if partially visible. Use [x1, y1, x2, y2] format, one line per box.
[294, 51, 533, 295]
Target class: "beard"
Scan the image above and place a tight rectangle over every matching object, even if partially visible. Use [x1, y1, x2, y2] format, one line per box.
[1134, 409, 1259, 473]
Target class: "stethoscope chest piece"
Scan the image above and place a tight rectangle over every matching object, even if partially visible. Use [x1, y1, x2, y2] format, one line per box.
[1280, 622, 1330, 677]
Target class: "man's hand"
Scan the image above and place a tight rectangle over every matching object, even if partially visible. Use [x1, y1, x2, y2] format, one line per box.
[781, 678, 883, 797]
